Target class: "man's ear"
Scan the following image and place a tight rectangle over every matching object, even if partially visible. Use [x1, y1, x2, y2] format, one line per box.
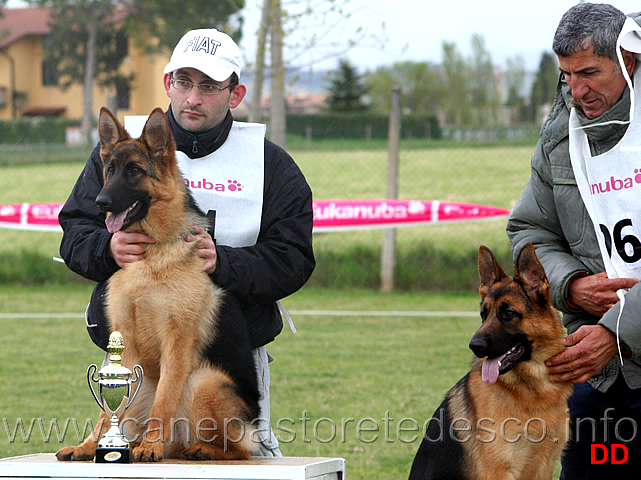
[622, 49, 636, 77]
[163, 73, 172, 98]
[229, 83, 247, 109]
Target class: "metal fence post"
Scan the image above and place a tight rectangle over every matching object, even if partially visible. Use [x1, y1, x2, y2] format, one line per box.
[381, 86, 401, 292]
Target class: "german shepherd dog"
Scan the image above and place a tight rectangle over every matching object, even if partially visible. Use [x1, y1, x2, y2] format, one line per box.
[409, 244, 573, 480]
[56, 107, 259, 462]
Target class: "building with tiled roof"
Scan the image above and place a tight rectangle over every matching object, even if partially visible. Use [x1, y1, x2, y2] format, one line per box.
[0, 6, 171, 122]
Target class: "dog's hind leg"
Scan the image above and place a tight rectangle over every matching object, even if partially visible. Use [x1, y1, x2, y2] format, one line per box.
[178, 367, 255, 460]
[55, 409, 110, 461]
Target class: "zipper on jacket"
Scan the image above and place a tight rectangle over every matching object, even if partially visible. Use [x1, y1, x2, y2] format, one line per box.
[192, 135, 199, 154]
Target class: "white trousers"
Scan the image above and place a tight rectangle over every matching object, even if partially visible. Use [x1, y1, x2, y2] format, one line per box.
[251, 346, 282, 457]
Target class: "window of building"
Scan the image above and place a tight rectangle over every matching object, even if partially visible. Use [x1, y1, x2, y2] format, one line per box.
[116, 30, 128, 57]
[42, 59, 58, 86]
[116, 82, 130, 110]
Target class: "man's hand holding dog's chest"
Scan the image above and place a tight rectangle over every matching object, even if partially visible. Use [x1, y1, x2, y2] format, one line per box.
[186, 227, 218, 274]
[547, 325, 618, 384]
[109, 231, 156, 268]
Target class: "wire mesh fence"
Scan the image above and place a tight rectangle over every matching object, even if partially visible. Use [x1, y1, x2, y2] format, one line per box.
[288, 129, 537, 291]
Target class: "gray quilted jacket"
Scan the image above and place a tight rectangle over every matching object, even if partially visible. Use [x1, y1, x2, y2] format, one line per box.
[507, 13, 641, 391]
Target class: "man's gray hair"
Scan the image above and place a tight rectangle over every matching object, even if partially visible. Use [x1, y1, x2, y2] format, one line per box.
[553, 3, 626, 62]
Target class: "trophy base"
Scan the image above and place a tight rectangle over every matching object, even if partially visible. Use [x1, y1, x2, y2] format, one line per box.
[95, 446, 130, 463]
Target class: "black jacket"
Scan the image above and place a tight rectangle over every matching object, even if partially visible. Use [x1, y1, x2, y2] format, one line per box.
[59, 108, 315, 349]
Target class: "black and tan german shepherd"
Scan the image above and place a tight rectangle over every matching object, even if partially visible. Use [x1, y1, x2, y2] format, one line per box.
[56, 107, 259, 462]
[408, 244, 573, 480]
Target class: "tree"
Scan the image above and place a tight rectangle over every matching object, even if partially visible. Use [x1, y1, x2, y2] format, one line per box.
[529, 52, 559, 123]
[278, 0, 376, 69]
[31, 0, 129, 143]
[129, 0, 244, 52]
[366, 61, 446, 116]
[248, 0, 270, 123]
[505, 56, 525, 106]
[325, 58, 368, 112]
[400, 61, 446, 115]
[441, 41, 472, 126]
[269, 0, 286, 147]
[468, 33, 500, 125]
[504, 55, 528, 124]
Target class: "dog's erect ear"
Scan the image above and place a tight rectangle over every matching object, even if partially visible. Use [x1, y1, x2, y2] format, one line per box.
[140, 108, 175, 164]
[478, 245, 508, 292]
[98, 107, 130, 160]
[514, 242, 550, 299]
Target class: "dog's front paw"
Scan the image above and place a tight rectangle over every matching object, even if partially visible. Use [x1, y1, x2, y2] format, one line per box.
[132, 442, 163, 462]
[56, 445, 95, 461]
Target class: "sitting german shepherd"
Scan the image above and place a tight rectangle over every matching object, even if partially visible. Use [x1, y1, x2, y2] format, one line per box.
[409, 244, 573, 480]
[56, 107, 259, 462]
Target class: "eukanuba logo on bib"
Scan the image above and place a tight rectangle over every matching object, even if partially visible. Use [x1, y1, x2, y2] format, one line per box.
[589, 169, 641, 195]
[185, 177, 244, 192]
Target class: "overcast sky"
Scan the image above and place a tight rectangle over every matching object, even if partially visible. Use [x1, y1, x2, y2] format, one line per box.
[239, 0, 641, 72]
[7, 0, 641, 72]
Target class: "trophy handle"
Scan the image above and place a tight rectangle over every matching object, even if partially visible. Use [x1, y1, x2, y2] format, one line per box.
[86, 364, 103, 409]
[126, 365, 144, 409]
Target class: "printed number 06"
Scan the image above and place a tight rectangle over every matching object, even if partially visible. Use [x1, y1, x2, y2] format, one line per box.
[599, 219, 641, 263]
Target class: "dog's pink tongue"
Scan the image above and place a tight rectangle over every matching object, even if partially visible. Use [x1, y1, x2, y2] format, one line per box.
[105, 211, 127, 234]
[482, 357, 500, 384]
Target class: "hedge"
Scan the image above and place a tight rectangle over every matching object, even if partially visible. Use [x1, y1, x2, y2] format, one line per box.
[0, 118, 80, 144]
[0, 113, 440, 144]
[281, 113, 442, 140]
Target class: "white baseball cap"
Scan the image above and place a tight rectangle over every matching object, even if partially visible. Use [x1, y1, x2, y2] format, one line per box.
[163, 29, 242, 81]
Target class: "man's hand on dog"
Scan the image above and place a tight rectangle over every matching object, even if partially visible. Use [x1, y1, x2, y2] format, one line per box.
[547, 325, 619, 384]
[185, 227, 218, 274]
[110, 231, 156, 268]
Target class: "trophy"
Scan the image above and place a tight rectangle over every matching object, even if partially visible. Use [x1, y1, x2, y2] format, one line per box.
[87, 331, 143, 463]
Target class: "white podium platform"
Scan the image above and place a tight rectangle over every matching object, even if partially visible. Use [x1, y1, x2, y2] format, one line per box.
[0, 453, 345, 480]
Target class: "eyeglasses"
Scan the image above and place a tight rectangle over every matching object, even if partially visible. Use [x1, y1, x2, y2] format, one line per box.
[170, 78, 237, 95]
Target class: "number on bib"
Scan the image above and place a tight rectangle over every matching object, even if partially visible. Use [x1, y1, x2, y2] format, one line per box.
[599, 218, 641, 264]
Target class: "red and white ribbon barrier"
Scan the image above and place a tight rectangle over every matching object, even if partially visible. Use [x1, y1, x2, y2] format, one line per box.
[0, 200, 510, 234]
[0, 203, 64, 232]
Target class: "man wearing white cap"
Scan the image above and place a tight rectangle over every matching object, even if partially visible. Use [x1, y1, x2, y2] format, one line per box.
[162, 28, 245, 138]
[508, 4, 641, 477]
[59, 29, 315, 457]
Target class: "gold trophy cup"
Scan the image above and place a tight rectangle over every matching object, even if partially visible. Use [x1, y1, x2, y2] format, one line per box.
[87, 331, 143, 463]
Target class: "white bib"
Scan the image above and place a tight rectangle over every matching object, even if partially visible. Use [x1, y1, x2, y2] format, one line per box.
[176, 122, 265, 247]
[124, 116, 265, 247]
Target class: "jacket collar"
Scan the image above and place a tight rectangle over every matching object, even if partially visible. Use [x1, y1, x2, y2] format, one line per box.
[562, 83, 631, 142]
[166, 107, 233, 159]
